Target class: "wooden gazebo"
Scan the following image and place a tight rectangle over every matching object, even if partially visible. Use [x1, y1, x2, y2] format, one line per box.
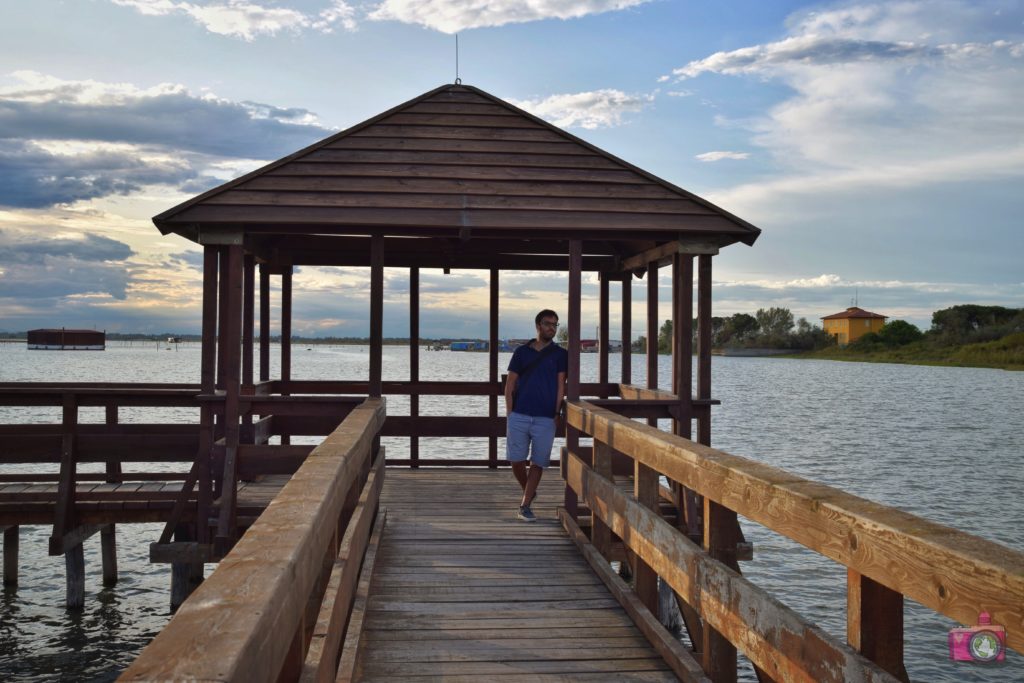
[152, 82, 760, 560]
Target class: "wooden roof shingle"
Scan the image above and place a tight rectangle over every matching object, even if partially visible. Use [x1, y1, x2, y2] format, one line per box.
[154, 83, 760, 268]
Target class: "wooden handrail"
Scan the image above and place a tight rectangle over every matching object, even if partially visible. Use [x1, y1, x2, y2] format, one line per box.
[566, 399, 1024, 656]
[119, 397, 386, 682]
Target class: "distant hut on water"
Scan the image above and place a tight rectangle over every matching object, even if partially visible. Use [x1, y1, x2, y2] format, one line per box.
[26, 328, 105, 350]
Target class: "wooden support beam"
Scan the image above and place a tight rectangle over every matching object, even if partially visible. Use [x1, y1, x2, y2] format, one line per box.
[66, 541, 85, 609]
[560, 509, 711, 683]
[646, 260, 658, 401]
[564, 240, 583, 517]
[599, 273, 610, 398]
[201, 246, 219, 394]
[369, 235, 383, 398]
[259, 263, 270, 383]
[49, 393, 77, 556]
[702, 499, 739, 682]
[409, 267, 419, 467]
[242, 253, 255, 390]
[848, 570, 910, 682]
[697, 254, 712, 446]
[216, 244, 243, 548]
[592, 442, 614, 559]
[217, 247, 230, 391]
[101, 524, 117, 587]
[488, 267, 499, 468]
[3, 525, 17, 586]
[621, 276, 631, 385]
[281, 266, 293, 385]
[635, 460, 660, 617]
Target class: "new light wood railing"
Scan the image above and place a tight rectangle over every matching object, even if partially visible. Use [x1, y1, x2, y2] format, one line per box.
[120, 397, 386, 682]
[563, 399, 1023, 682]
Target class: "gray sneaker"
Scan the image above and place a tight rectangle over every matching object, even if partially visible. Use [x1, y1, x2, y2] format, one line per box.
[517, 505, 536, 522]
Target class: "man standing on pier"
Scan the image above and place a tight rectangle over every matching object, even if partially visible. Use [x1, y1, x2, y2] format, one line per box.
[505, 309, 568, 521]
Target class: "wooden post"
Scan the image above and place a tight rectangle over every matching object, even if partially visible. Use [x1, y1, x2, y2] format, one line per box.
[201, 247, 219, 393]
[409, 266, 419, 467]
[50, 393, 77, 556]
[3, 526, 17, 586]
[697, 255, 712, 446]
[369, 235, 384, 398]
[217, 247, 230, 391]
[673, 254, 700, 537]
[848, 570, 910, 682]
[281, 265, 293, 445]
[216, 245, 243, 548]
[100, 524, 117, 587]
[565, 240, 582, 517]
[646, 261, 658, 397]
[200, 246, 218, 523]
[702, 499, 739, 682]
[592, 443, 613, 558]
[65, 542, 85, 610]
[634, 461, 660, 617]
[489, 268, 499, 467]
[599, 274, 610, 398]
[621, 276, 631, 385]
[242, 254, 255, 389]
[259, 263, 270, 383]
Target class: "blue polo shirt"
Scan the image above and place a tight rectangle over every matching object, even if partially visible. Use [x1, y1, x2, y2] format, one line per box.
[508, 341, 568, 418]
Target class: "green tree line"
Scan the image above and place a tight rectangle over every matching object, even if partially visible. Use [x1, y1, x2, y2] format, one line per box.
[626, 304, 1024, 355]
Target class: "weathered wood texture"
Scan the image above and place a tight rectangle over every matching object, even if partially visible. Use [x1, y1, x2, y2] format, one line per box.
[120, 398, 385, 682]
[566, 399, 1024, 657]
[350, 469, 680, 681]
[334, 510, 387, 683]
[154, 84, 759, 271]
[563, 450, 901, 683]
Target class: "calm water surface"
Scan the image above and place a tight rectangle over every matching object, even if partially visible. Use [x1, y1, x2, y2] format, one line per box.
[0, 343, 1020, 681]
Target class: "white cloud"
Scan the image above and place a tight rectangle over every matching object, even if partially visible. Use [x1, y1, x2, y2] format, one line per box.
[695, 151, 749, 162]
[508, 89, 654, 130]
[110, 0, 356, 40]
[368, 0, 652, 34]
[663, 0, 1024, 205]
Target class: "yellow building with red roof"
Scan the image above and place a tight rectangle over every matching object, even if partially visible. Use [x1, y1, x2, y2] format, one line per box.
[821, 307, 887, 346]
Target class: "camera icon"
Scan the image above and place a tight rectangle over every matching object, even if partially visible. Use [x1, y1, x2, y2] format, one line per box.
[948, 612, 1006, 663]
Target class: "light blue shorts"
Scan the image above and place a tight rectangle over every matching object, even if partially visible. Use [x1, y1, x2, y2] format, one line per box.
[506, 412, 556, 468]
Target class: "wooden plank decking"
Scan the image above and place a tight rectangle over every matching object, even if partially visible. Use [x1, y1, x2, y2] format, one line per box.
[350, 468, 679, 681]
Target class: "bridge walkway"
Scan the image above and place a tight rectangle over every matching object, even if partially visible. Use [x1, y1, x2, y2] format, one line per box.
[350, 468, 680, 681]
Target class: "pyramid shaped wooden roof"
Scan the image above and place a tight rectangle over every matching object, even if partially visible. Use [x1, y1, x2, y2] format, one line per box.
[154, 83, 760, 272]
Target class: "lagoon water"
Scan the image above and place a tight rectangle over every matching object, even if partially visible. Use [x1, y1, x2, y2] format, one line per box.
[1, 343, 1021, 681]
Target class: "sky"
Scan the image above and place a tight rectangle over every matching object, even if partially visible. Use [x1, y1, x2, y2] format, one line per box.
[0, 0, 1021, 339]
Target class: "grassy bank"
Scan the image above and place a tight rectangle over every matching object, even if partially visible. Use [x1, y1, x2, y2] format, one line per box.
[785, 332, 1024, 371]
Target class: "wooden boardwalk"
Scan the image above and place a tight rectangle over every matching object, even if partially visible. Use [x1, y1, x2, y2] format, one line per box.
[350, 469, 680, 681]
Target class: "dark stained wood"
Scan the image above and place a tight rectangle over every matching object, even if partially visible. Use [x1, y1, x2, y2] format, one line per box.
[599, 274, 610, 398]
[216, 245, 243, 545]
[49, 393, 77, 556]
[370, 235, 384, 399]
[3, 525, 18, 585]
[621, 277, 632, 385]
[409, 267, 419, 466]
[848, 570, 910, 682]
[488, 268, 498, 468]
[697, 254, 712, 446]
[259, 263, 270, 383]
[201, 247, 218, 393]
[646, 261, 658, 405]
[242, 253, 255, 389]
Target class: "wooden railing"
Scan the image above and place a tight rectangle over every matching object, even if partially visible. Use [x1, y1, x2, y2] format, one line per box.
[120, 397, 386, 682]
[563, 398, 1024, 682]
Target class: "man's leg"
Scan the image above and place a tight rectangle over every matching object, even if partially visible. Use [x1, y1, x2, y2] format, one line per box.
[520, 416, 556, 509]
[521, 464, 543, 507]
[511, 461, 529, 490]
[506, 412, 531, 496]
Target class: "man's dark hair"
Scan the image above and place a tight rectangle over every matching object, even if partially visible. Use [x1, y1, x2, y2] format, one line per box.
[535, 309, 559, 325]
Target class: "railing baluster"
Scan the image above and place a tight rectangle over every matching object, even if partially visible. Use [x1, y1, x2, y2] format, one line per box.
[848, 569, 910, 682]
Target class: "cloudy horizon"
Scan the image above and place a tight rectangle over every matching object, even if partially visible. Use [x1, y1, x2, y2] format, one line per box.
[1, 0, 1020, 337]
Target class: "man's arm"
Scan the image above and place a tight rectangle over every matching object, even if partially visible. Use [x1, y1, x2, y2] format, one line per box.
[505, 371, 518, 414]
[555, 371, 567, 417]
